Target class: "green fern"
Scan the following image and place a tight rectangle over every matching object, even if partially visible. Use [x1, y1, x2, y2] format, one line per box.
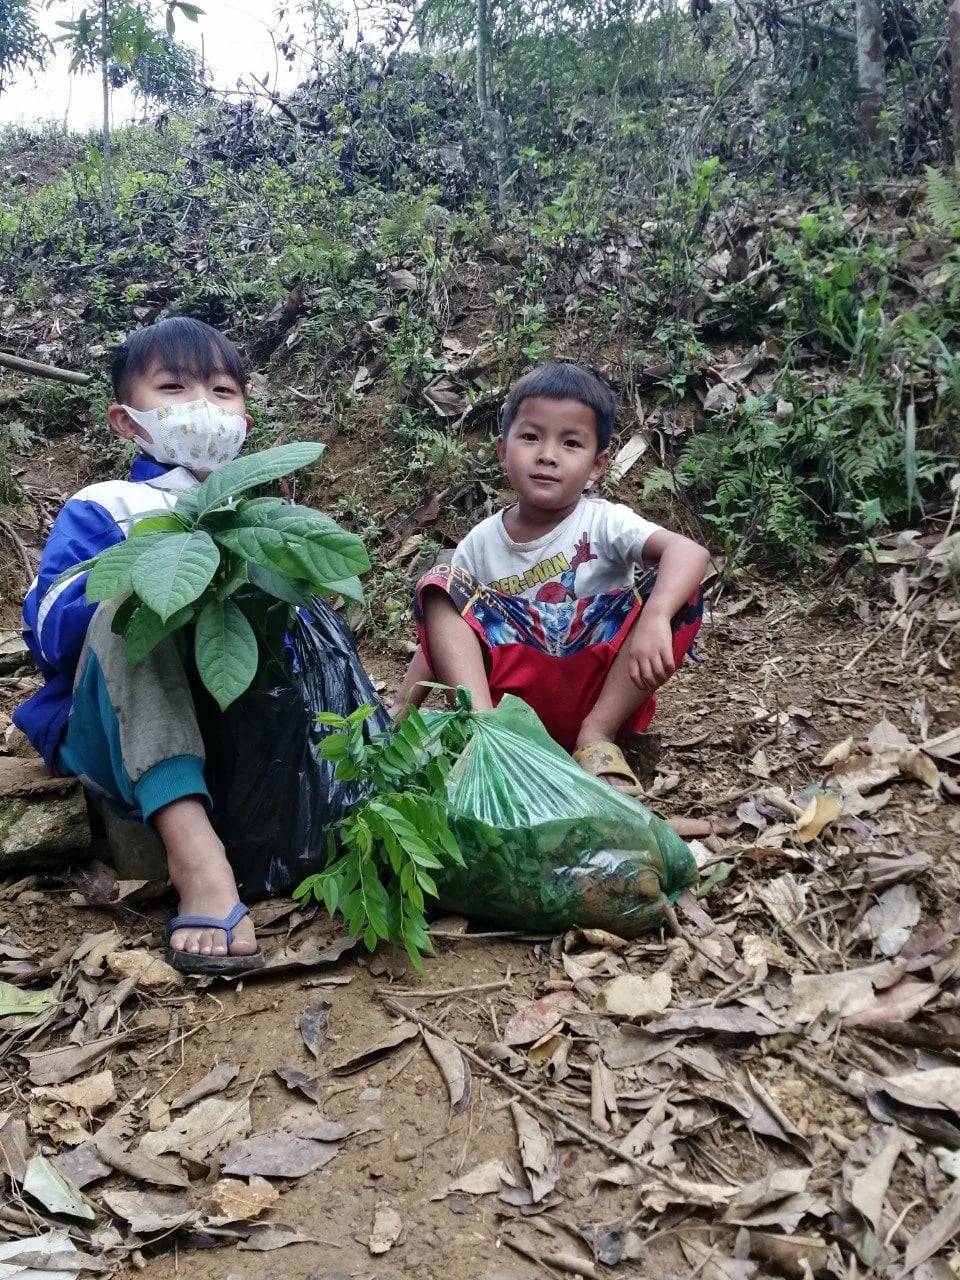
[924, 166, 960, 238]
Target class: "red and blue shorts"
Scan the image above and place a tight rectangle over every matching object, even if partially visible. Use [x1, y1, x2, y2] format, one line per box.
[414, 564, 703, 753]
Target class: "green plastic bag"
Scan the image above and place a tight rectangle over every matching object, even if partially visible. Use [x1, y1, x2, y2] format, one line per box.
[430, 695, 697, 936]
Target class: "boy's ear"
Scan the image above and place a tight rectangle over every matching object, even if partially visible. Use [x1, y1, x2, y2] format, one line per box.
[496, 434, 507, 465]
[588, 447, 610, 487]
[107, 403, 143, 441]
[244, 414, 253, 434]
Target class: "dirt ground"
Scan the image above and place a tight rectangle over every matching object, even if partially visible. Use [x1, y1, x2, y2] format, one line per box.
[2, 438, 960, 1278]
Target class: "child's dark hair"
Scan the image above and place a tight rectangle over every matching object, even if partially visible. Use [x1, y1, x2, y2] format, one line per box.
[111, 318, 247, 402]
[501, 362, 616, 452]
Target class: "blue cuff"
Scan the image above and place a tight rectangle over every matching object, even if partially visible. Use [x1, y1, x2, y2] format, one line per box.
[135, 754, 211, 824]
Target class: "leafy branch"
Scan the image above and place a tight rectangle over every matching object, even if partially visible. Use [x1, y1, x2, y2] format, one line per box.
[294, 703, 466, 971]
[57, 442, 369, 710]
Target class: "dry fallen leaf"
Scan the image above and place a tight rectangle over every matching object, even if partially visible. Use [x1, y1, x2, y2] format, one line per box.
[854, 883, 922, 957]
[299, 1001, 331, 1061]
[422, 1028, 471, 1114]
[105, 950, 182, 988]
[331, 1022, 419, 1075]
[722, 1166, 810, 1221]
[27, 1034, 132, 1086]
[819, 736, 853, 767]
[0, 1113, 32, 1182]
[274, 1065, 323, 1103]
[93, 1135, 191, 1189]
[171, 1063, 239, 1111]
[208, 1176, 279, 1222]
[510, 1102, 559, 1203]
[439, 1158, 516, 1198]
[795, 792, 843, 842]
[503, 991, 575, 1046]
[220, 1130, 340, 1178]
[595, 972, 672, 1020]
[902, 1191, 960, 1275]
[100, 1189, 196, 1234]
[898, 748, 941, 791]
[368, 1203, 402, 1255]
[681, 1238, 758, 1280]
[23, 1154, 95, 1222]
[36, 1071, 116, 1115]
[841, 1125, 902, 1231]
[139, 1097, 252, 1160]
[237, 1226, 320, 1252]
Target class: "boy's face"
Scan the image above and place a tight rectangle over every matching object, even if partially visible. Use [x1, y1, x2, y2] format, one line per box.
[498, 396, 608, 515]
[107, 359, 251, 445]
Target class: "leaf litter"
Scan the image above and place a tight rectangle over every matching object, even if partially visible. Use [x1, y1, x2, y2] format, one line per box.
[0, 589, 959, 1277]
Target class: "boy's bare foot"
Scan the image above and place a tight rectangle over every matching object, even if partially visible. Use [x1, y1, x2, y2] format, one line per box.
[153, 797, 259, 959]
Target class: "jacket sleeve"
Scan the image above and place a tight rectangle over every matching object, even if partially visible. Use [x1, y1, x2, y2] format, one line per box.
[22, 497, 125, 675]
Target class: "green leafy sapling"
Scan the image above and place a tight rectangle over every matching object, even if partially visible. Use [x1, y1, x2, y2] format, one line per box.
[294, 703, 467, 971]
[55, 443, 369, 710]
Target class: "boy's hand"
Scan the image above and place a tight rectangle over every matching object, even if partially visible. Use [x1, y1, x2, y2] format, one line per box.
[627, 608, 676, 692]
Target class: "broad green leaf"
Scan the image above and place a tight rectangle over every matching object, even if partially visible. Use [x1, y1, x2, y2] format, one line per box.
[109, 593, 139, 636]
[233, 497, 288, 524]
[84, 533, 170, 603]
[193, 443, 325, 518]
[246, 562, 314, 608]
[194, 599, 259, 710]
[216, 557, 249, 600]
[129, 513, 185, 537]
[52, 556, 99, 592]
[131, 531, 221, 622]
[122, 602, 195, 668]
[173, 488, 200, 522]
[214, 525, 306, 578]
[321, 575, 365, 604]
[261, 506, 343, 537]
[292, 527, 370, 581]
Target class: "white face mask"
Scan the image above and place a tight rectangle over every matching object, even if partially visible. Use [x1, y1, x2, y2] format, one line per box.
[123, 399, 248, 474]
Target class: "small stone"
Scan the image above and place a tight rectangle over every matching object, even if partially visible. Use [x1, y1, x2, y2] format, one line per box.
[359, 1087, 381, 1102]
[395, 1147, 417, 1162]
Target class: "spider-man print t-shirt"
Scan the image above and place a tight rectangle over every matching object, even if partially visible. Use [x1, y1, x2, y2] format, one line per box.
[451, 498, 662, 604]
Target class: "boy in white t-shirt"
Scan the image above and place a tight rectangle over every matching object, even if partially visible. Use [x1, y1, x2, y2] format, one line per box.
[392, 363, 710, 793]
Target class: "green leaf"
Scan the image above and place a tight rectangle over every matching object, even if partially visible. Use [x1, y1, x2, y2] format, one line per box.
[194, 599, 259, 711]
[216, 558, 249, 600]
[193, 443, 325, 518]
[131, 532, 221, 622]
[129, 513, 186, 536]
[215, 525, 307, 579]
[321, 575, 365, 604]
[173, 488, 200, 522]
[84, 533, 170, 603]
[109, 593, 139, 636]
[246, 562, 315, 608]
[122, 603, 195, 668]
[292, 527, 370, 581]
[235, 497, 287, 523]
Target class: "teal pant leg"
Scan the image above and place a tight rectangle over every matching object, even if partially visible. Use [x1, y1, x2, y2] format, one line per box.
[60, 600, 210, 825]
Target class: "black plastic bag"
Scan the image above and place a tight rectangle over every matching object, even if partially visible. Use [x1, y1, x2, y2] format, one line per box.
[198, 602, 391, 900]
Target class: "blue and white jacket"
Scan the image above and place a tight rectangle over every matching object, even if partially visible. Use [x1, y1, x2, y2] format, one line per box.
[14, 455, 200, 771]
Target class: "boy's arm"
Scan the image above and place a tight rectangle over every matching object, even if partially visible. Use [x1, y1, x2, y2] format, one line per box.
[628, 529, 710, 690]
[391, 645, 433, 717]
[24, 499, 124, 673]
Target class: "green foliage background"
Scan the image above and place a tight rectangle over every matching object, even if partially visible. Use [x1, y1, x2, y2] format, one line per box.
[1, 0, 959, 606]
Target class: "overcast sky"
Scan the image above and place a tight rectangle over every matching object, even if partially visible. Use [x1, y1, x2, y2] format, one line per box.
[0, 0, 311, 131]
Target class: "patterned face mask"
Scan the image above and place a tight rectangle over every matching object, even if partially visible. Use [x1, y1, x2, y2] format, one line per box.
[122, 399, 248, 474]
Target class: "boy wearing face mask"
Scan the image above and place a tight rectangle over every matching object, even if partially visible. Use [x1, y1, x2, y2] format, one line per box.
[14, 318, 263, 975]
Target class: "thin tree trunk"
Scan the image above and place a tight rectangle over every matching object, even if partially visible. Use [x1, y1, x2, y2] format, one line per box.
[855, 0, 885, 143]
[950, 0, 960, 175]
[100, 0, 114, 224]
[475, 0, 507, 211]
